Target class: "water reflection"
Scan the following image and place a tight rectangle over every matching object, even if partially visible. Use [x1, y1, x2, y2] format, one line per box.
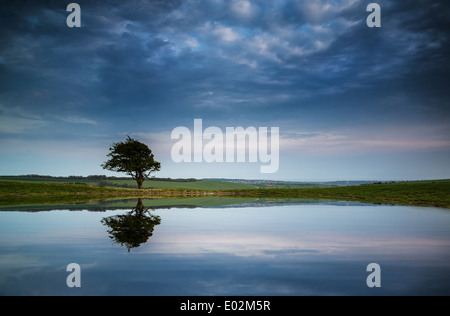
[1, 201, 450, 295]
[101, 198, 161, 252]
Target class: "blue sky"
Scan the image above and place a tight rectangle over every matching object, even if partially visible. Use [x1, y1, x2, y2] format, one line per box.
[0, 0, 449, 181]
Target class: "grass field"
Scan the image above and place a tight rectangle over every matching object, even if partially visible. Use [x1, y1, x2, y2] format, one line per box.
[0, 176, 258, 190]
[103, 179, 258, 190]
[220, 180, 450, 208]
[0, 181, 140, 205]
[0, 176, 334, 189]
[0, 179, 449, 208]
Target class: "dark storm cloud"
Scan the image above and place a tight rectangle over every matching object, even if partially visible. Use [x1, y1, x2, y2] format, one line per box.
[1, 0, 449, 156]
[0, 0, 449, 180]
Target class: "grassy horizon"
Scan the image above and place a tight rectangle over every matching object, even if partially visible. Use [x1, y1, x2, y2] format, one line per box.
[1, 179, 449, 209]
[0, 175, 333, 189]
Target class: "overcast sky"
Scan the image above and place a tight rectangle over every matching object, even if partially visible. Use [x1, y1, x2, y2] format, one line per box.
[0, 0, 449, 181]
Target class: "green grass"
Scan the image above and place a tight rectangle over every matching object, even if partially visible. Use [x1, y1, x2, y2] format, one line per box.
[0, 176, 257, 190]
[0, 181, 140, 205]
[1, 180, 449, 209]
[219, 181, 450, 208]
[103, 179, 258, 190]
[255, 183, 332, 189]
[0, 180, 256, 206]
[0, 176, 336, 189]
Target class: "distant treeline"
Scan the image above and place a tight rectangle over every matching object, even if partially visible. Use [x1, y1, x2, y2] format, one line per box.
[0, 175, 198, 182]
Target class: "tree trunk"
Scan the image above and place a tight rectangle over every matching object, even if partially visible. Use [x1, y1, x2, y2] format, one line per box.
[135, 198, 144, 215]
[135, 172, 144, 190]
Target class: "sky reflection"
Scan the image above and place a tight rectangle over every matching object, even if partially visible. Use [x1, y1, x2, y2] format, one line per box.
[1, 203, 450, 295]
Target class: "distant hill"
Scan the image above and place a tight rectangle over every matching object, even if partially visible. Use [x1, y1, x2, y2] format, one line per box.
[0, 175, 369, 189]
[0, 175, 256, 190]
[202, 178, 378, 188]
[2, 175, 448, 191]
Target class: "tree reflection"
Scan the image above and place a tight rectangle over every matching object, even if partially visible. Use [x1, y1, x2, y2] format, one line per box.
[101, 198, 161, 252]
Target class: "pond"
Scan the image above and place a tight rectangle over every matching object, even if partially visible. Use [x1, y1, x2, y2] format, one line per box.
[0, 199, 450, 296]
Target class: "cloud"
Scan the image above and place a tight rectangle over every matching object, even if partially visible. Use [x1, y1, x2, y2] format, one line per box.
[55, 115, 97, 125]
[0, 116, 47, 134]
[0, 0, 449, 179]
[281, 124, 450, 154]
[2, 0, 448, 119]
[230, 0, 260, 21]
[0, 104, 48, 134]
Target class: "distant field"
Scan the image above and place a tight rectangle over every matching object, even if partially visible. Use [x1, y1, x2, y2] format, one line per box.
[0, 176, 328, 190]
[0, 181, 138, 206]
[0, 180, 258, 206]
[1, 179, 449, 208]
[255, 183, 331, 189]
[103, 179, 258, 190]
[0, 176, 257, 190]
[223, 180, 450, 209]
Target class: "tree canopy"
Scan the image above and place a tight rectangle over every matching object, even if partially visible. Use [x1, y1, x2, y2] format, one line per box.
[102, 136, 161, 189]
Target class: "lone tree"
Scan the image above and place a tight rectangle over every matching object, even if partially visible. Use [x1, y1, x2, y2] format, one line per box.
[102, 136, 161, 189]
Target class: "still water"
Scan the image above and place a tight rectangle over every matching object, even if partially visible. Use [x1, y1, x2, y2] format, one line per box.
[1, 199, 450, 296]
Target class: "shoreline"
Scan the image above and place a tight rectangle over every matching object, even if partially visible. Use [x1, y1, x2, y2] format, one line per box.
[1, 180, 449, 209]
